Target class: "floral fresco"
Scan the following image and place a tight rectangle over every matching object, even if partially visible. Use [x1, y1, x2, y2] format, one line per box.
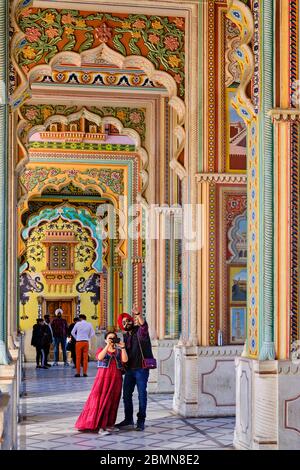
[17, 8, 185, 96]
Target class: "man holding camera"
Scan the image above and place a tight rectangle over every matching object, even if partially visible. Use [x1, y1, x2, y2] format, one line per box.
[116, 306, 154, 431]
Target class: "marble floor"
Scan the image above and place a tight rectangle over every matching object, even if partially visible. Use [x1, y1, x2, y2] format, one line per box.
[18, 363, 235, 450]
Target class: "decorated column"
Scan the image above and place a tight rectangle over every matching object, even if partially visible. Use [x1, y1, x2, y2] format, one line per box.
[0, 0, 9, 366]
[229, 0, 300, 449]
[0, 0, 19, 450]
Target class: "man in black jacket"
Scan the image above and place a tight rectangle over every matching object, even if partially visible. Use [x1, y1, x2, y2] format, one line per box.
[67, 317, 79, 367]
[31, 318, 52, 369]
[116, 307, 154, 431]
[43, 314, 53, 367]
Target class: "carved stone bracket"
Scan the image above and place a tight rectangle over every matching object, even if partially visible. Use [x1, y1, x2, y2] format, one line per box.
[269, 108, 300, 122]
[195, 173, 247, 184]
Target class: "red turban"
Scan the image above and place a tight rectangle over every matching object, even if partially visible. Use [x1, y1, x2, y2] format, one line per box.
[118, 312, 133, 330]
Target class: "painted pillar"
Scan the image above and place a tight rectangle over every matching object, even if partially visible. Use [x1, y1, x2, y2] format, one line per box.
[196, 179, 210, 346]
[227, 0, 275, 360]
[268, 0, 300, 358]
[7, 105, 18, 348]
[259, 0, 275, 360]
[157, 209, 166, 340]
[0, 0, 9, 365]
[163, 207, 181, 338]
[270, 111, 293, 359]
[229, 0, 300, 449]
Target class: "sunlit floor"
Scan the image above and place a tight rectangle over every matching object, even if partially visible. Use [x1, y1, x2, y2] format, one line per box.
[18, 363, 235, 450]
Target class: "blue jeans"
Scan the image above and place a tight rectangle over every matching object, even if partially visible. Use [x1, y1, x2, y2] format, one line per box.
[54, 337, 67, 362]
[123, 369, 149, 424]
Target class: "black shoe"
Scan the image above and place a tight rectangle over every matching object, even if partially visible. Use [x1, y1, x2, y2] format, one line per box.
[116, 420, 134, 430]
[45, 364, 52, 367]
[135, 422, 145, 431]
[36, 365, 41, 369]
[42, 366, 49, 369]
[74, 374, 80, 377]
[83, 374, 88, 377]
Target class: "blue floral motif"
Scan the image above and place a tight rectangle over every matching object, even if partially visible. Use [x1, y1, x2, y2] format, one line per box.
[233, 10, 242, 19]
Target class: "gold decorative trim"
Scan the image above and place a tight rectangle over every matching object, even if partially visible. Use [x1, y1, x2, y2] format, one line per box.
[195, 173, 247, 184]
[269, 109, 300, 122]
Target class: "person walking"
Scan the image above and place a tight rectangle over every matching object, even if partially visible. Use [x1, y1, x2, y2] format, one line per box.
[71, 314, 95, 377]
[31, 318, 52, 369]
[44, 314, 54, 367]
[116, 307, 155, 431]
[51, 308, 69, 366]
[67, 317, 79, 368]
[75, 331, 128, 435]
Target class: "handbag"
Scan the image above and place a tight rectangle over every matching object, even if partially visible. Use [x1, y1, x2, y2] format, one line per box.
[142, 357, 157, 369]
[137, 335, 157, 369]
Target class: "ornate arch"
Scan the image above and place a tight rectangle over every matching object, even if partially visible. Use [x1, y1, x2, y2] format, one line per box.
[22, 204, 104, 272]
[228, 210, 247, 263]
[227, 0, 258, 357]
[11, 13, 186, 176]
[17, 107, 149, 196]
[17, 166, 121, 255]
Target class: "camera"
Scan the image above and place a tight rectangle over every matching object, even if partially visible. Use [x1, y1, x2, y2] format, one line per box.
[111, 337, 120, 344]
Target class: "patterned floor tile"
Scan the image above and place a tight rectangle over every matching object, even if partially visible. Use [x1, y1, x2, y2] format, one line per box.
[18, 363, 235, 450]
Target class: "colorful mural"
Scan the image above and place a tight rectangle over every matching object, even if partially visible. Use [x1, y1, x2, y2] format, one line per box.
[16, 8, 185, 96]
[20, 216, 102, 329]
[20, 105, 146, 144]
[226, 87, 247, 172]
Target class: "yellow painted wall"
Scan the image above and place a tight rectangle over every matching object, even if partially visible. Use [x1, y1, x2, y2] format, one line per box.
[20, 217, 100, 330]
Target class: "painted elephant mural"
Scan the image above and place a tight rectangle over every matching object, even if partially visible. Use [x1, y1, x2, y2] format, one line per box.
[76, 274, 100, 305]
[20, 272, 44, 304]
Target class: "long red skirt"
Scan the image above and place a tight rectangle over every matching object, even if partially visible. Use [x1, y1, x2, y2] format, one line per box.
[75, 355, 123, 431]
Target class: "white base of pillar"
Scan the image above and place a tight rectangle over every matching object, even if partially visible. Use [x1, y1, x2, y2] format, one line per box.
[148, 339, 177, 393]
[0, 392, 11, 449]
[234, 357, 300, 450]
[0, 361, 18, 450]
[173, 344, 243, 417]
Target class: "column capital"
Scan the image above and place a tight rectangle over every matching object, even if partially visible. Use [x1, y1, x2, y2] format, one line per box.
[195, 173, 247, 184]
[269, 108, 300, 122]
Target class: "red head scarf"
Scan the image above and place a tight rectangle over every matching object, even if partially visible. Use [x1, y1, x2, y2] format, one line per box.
[118, 312, 134, 330]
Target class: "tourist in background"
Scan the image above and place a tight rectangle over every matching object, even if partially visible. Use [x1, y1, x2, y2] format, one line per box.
[71, 314, 95, 377]
[31, 318, 52, 369]
[67, 316, 80, 368]
[43, 314, 54, 367]
[51, 308, 69, 366]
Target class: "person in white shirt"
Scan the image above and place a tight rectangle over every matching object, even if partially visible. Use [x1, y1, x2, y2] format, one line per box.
[71, 314, 95, 377]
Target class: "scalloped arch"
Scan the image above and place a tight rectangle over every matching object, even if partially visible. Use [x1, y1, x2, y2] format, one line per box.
[228, 210, 247, 263]
[17, 107, 149, 195]
[226, 0, 255, 124]
[12, 38, 186, 178]
[22, 204, 103, 272]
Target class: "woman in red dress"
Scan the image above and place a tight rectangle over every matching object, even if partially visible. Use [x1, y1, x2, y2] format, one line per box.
[75, 331, 128, 435]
